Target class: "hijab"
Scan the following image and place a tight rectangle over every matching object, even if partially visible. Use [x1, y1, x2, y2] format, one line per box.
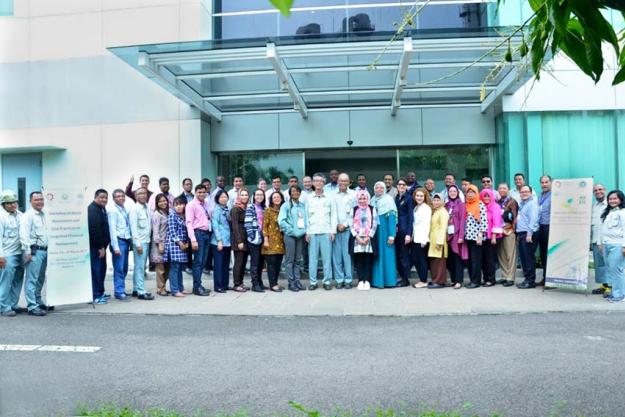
[465, 184, 481, 221]
[370, 181, 397, 216]
[445, 185, 463, 212]
[234, 188, 248, 211]
[480, 188, 503, 237]
[353, 190, 373, 236]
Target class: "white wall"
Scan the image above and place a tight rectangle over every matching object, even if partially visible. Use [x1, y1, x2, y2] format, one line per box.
[0, 0, 213, 196]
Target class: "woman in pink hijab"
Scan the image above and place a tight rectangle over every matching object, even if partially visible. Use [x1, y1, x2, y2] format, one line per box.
[349, 190, 378, 290]
[480, 188, 503, 286]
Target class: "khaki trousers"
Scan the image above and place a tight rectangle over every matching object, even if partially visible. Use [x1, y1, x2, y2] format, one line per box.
[497, 233, 517, 280]
[155, 262, 170, 292]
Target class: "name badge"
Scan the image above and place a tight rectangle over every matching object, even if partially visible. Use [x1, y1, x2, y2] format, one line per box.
[297, 217, 305, 229]
[447, 225, 455, 235]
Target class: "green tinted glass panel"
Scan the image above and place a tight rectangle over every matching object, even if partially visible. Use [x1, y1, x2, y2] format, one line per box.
[218, 152, 304, 189]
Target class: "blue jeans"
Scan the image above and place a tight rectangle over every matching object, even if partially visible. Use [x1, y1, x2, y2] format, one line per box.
[25, 249, 47, 311]
[90, 247, 107, 299]
[332, 230, 352, 284]
[308, 234, 332, 285]
[192, 230, 211, 290]
[592, 243, 607, 284]
[111, 238, 130, 297]
[212, 245, 231, 291]
[169, 262, 184, 294]
[604, 244, 625, 299]
[132, 242, 149, 295]
[0, 254, 24, 313]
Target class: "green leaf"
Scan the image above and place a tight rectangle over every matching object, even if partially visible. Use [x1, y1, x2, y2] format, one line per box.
[570, 0, 619, 53]
[584, 35, 604, 82]
[613, 65, 625, 85]
[528, 0, 545, 13]
[269, 0, 294, 16]
[530, 31, 546, 77]
[560, 29, 594, 78]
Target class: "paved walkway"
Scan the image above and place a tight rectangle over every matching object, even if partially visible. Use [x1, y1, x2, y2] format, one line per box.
[51, 268, 625, 316]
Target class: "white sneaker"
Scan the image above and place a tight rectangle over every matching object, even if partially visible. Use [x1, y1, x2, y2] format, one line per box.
[364, 281, 371, 290]
[357, 281, 365, 290]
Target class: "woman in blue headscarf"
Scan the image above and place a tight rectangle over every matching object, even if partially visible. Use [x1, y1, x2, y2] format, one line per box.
[370, 181, 398, 288]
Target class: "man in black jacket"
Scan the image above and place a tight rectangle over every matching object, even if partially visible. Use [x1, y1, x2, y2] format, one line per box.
[88, 189, 111, 304]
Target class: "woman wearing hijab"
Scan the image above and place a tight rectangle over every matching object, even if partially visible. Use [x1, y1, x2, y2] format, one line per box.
[446, 185, 468, 289]
[411, 187, 432, 288]
[231, 188, 250, 292]
[428, 193, 449, 288]
[370, 181, 398, 288]
[349, 190, 378, 290]
[480, 188, 503, 287]
[464, 184, 488, 289]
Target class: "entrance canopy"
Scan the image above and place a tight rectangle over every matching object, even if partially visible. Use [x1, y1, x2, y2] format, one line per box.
[109, 29, 525, 122]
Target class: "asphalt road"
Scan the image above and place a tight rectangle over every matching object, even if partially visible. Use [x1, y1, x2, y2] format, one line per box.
[1, 312, 624, 417]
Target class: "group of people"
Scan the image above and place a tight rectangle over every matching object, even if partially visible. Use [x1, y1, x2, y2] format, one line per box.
[1, 168, 624, 317]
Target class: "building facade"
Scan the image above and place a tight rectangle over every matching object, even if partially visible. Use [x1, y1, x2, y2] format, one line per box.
[0, 0, 624, 205]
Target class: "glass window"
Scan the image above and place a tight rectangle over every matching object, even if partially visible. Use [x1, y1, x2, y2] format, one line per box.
[399, 146, 490, 191]
[306, 149, 397, 186]
[418, 4, 488, 30]
[0, 0, 13, 16]
[218, 152, 304, 189]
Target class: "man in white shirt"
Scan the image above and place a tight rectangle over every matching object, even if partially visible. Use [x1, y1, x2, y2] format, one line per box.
[591, 183, 609, 294]
[266, 176, 288, 202]
[227, 176, 244, 209]
[20, 191, 49, 316]
[354, 174, 371, 199]
[300, 176, 314, 205]
[306, 173, 337, 290]
[128, 188, 154, 300]
[440, 173, 464, 202]
[323, 169, 340, 195]
[383, 173, 398, 199]
[0, 190, 25, 317]
[333, 173, 356, 289]
[510, 173, 536, 202]
[108, 189, 133, 301]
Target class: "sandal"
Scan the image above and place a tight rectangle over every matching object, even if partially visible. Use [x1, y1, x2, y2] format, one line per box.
[453, 283, 462, 289]
[173, 292, 186, 298]
[270, 285, 283, 293]
[157, 290, 169, 296]
[484, 282, 494, 287]
[234, 286, 247, 293]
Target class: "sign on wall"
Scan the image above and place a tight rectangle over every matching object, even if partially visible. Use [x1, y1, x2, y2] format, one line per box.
[44, 188, 92, 306]
[545, 178, 594, 291]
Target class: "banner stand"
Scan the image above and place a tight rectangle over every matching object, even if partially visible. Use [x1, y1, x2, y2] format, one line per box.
[544, 178, 593, 293]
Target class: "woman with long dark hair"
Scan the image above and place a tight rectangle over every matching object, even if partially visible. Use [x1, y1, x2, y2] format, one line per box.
[151, 193, 170, 296]
[244, 189, 267, 292]
[263, 191, 286, 292]
[598, 189, 625, 303]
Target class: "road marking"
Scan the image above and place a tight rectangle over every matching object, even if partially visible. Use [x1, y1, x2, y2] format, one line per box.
[0, 344, 101, 353]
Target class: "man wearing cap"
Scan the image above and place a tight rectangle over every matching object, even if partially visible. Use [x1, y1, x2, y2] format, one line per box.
[0, 190, 26, 317]
[20, 191, 50, 316]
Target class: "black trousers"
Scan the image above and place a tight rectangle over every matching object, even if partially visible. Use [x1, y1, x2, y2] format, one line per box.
[395, 235, 412, 282]
[410, 242, 429, 282]
[248, 243, 265, 287]
[353, 253, 373, 283]
[466, 240, 483, 284]
[537, 224, 550, 279]
[232, 250, 249, 287]
[517, 232, 538, 283]
[481, 240, 497, 284]
[446, 250, 464, 284]
[265, 254, 283, 287]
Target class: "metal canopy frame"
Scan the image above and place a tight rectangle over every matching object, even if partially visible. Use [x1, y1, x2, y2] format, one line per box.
[111, 32, 527, 121]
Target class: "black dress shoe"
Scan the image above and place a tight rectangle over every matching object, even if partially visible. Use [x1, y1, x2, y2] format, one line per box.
[335, 283, 343, 289]
[397, 281, 410, 287]
[251, 285, 265, 293]
[288, 285, 300, 292]
[28, 307, 47, 316]
[465, 282, 480, 289]
[308, 284, 318, 291]
[323, 284, 332, 291]
[39, 304, 54, 311]
[344, 283, 353, 289]
[536, 280, 545, 287]
[502, 280, 515, 287]
[496, 279, 506, 285]
[517, 281, 536, 289]
[192, 288, 211, 296]
[214, 289, 226, 293]
[137, 293, 154, 300]
[591, 287, 606, 294]
[295, 281, 305, 290]
[132, 291, 138, 297]
[12, 307, 28, 314]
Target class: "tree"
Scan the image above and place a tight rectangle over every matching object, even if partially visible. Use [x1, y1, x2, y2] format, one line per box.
[269, 0, 625, 86]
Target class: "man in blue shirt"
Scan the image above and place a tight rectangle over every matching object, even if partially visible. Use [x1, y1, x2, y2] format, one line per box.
[108, 189, 133, 301]
[536, 175, 552, 285]
[516, 185, 540, 289]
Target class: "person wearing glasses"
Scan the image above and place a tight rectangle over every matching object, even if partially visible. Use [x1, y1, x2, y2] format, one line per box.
[516, 185, 540, 289]
[394, 178, 414, 287]
[481, 175, 494, 190]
